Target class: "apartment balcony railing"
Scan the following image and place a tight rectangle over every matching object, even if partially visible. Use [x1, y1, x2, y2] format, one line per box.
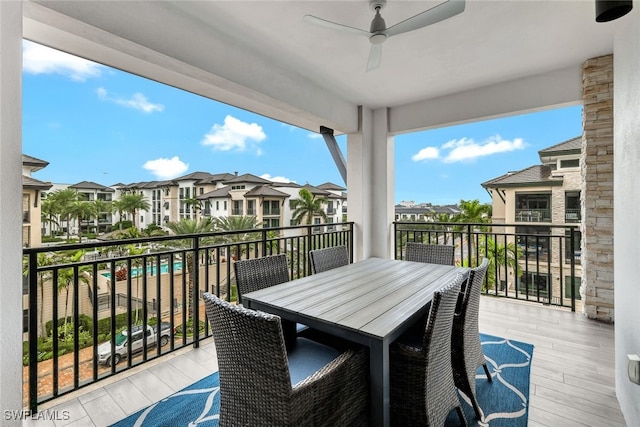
[394, 221, 581, 310]
[23, 210, 30, 223]
[231, 209, 243, 216]
[515, 208, 551, 222]
[565, 209, 581, 223]
[263, 208, 280, 216]
[246, 209, 256, 216]
[327, 208, 336, 215]
[22, 222, 354, 412]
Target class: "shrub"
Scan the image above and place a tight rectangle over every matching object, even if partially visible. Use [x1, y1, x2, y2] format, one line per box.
[175, 319, 206, 337]
[45, 314, 93, 338]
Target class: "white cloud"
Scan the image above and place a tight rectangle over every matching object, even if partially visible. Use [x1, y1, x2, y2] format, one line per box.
[22, 40, 103, 81]
[443, 135, 525, 163]
[411, 146, 440, 161]
[201, 115, 266, 152]
[307, 133, 323, 139]
[412, 135, 526, 164]
[202, 115, 267, 155]
[143, 157, 189, 179]
[97, 87, 164, 113]
[260, 173, 295, 183]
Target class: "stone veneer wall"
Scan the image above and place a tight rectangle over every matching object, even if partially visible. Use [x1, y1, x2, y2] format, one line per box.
[581, 54, 614, 322]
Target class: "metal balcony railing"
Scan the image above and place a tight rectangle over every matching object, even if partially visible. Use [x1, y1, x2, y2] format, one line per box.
[394, 221, 581, 310]
[565, 209, 581, 223]
[515, 208, 552, 222]
[23, 222, 354, 412]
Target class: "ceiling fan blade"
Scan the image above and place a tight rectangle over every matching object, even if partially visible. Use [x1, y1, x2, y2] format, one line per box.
[384, 0, 465, 37]
[366, 44, 382, 71]
[304, 15, 370, 37]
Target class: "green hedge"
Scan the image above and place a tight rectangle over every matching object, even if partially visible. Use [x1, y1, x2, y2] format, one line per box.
[45, 314, 93, 337]
[26, 312, 160, 366]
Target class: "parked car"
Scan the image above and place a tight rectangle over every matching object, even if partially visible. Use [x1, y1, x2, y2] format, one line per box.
[97, 322, 173, 366]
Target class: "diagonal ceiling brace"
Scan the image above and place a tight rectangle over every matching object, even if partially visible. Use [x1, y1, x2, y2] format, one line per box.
[320, 126, 347, 185]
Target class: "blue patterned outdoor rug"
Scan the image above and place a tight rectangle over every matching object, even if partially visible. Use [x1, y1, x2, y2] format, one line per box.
[446, 333, 534, 427]
[112, 333, 532, 427]
[111, 372, 220, 427]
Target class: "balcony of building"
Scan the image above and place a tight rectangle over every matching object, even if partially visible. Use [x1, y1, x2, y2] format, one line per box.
[29, 295, 622, 427]
[22, 222, 595, 416]
[3, 1, 638, 425]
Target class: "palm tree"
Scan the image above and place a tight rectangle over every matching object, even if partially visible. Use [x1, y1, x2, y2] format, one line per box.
[67, 200, 95, 242]
[41, 198, 59, 237]
[183, 197, 202, 218]
[213, 215, 263, 258]
[291, 188, 327, 225]
[47, 188, 81, 241]
[165, 218, 215, 317]
[479, 236, 520, 292]
[455, 199, 491, 224]
[112, 199, 127, 230]
[56, 250, 91, 331]
[92, 199, 111, 233]
[126, 245, 148, 324]
[453, 199, 491, 262]
[119, 193, 150, 230]
[433, 213, 454, 244]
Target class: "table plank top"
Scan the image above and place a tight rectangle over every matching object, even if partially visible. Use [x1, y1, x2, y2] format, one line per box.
[243, 257, 468, 339]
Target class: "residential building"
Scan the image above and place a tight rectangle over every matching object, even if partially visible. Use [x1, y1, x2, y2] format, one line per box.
[21, 154, 52, 248]
[394, 202, 461, 222]
[69, 181, 115, 233]
[482, 137, 582, 305]
[175, 171, 234, 221]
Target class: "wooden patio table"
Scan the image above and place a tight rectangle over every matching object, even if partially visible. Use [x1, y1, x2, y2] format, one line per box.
[243, 256, 467, 427]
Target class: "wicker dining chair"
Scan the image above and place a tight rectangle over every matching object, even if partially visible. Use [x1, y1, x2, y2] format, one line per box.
[234, 253, 290, 305]
[203, 293, 370, 427]
[390, 273, 468, 427]
[234, 253, 308, 341]
[405, 242, 456, 265]
[452, 258, 492, 420]
[309, 245, 350, 274]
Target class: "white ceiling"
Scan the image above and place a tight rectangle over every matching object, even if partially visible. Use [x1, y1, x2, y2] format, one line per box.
[24, 1, 622, 134]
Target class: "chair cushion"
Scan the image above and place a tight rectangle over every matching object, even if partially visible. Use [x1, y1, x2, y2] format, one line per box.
[287, 338, 342, 386]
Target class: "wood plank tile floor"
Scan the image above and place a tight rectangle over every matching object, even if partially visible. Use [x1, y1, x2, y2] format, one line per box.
[29, 296, 626, 426]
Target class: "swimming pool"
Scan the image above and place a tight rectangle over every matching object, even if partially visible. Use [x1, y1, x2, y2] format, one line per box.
[101, 261, 183, 279]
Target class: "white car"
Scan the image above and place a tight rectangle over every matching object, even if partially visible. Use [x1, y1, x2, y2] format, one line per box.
[97, 322, 172, 366]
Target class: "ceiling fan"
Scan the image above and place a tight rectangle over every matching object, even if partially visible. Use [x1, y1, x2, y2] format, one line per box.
[304, 0, 465, 71]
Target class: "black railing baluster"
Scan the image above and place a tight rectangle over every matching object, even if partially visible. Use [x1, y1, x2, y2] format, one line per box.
[28, 252, 39, 412]
[72, 265, 80, 389]
[193, 236, 200, 349]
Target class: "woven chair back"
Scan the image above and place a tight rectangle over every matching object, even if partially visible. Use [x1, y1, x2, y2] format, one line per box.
[405, 242, 455, 265]
[203, 293, 293, 425]
[309, 245, 350, 274]
[234, 253, 290, 304]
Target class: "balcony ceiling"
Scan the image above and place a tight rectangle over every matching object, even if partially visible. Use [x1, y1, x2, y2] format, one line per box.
[23, 1, 617, 133]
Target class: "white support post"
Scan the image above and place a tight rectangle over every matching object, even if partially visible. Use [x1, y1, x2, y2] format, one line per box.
[347, 107, 394, 261]
[0, 0, 25, 422]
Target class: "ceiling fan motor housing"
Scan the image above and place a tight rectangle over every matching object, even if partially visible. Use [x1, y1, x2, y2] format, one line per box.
[369, 0, 387, 12]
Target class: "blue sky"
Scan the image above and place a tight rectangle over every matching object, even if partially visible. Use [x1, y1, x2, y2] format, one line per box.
[22, 41, 583, 205]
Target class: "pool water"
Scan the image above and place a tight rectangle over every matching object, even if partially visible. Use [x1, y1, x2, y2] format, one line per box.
[102, 261, 183, 279]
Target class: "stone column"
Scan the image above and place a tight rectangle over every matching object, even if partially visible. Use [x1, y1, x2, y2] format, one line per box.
[581, 54, 614, 322]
